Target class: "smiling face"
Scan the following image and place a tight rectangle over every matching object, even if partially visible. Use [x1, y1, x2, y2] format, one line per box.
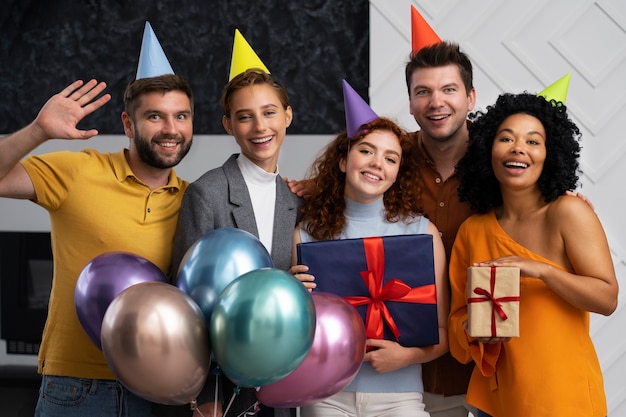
[339, 130, 402, 204]
[222, 83, 293, 173]
[409, 64, 475, 143]
[491, 113, 547, 192]
[122, 90, 193, 169]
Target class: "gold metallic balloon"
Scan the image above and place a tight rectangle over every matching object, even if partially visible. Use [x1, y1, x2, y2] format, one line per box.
[101, 282, 210, 405]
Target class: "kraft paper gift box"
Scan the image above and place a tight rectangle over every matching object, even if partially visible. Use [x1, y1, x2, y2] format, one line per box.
[297, 234, 439, 347]
[467, 266, 520, 338]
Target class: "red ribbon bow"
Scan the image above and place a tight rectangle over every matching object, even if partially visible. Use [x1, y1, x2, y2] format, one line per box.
[344, 237, 437, 342]
[467, 266, 520, 337]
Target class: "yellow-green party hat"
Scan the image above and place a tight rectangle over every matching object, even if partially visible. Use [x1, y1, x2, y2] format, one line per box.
[537, 73, 571, 104]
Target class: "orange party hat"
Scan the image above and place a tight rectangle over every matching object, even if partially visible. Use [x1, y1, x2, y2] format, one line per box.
[411, 5, 441, 55]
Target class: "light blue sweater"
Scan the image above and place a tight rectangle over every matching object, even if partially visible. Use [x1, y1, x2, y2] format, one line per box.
[300, 197, 429, 393]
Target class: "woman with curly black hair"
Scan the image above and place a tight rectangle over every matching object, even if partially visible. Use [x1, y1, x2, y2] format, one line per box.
[459, 93, 581, 214]
[448, 93, 618, 417]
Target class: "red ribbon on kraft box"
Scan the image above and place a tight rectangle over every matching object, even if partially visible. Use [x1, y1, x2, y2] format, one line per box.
[467, 266, 520, 338]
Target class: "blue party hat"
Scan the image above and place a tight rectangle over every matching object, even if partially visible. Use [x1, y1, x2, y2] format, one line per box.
[342, 80, 378, 138]
[136, 22, 174, 80]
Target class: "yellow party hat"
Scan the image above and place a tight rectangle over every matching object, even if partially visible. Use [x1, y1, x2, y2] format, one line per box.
[229, 29, 270, 81]
[537, 73, 571, 104]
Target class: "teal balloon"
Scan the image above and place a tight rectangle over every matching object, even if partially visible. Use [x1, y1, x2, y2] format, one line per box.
[176, 228, 274, 325]
[211, 268, 316, 388]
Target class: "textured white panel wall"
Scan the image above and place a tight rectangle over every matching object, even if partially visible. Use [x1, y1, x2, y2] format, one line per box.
[370, 0, 626, 415]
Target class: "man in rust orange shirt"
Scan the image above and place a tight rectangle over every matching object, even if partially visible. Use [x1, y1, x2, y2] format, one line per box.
[405, 41, 476, 417]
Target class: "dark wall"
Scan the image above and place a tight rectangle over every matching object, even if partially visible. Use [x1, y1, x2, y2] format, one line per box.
[0, 0, 368, 134]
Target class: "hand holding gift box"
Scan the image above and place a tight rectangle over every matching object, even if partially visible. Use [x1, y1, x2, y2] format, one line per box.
[467, 266, 520, 338]
[297, 234, 439, 347]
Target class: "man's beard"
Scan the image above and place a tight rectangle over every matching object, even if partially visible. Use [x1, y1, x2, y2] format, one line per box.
[134, 133, 193, 169]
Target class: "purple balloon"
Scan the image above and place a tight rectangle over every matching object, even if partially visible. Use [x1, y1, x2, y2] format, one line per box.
[257, 292, 366, 408]
[74, 251, 167, 349]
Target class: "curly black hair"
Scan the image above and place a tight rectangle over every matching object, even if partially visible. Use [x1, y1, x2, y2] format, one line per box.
[457, 93, 581, 213]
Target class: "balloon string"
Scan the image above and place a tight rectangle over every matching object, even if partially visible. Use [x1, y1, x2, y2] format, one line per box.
[214, 370, 219, 417]
[213, 383, 259, 417]
[237, 401, 260, 417]
[223, 391, 236, 416]
[190, 399, 206, 417]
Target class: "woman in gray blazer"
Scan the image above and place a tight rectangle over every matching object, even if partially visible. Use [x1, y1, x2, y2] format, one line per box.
[172, 68, 301, 417]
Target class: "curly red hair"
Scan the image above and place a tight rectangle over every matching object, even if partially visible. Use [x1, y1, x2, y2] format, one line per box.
[301, 117, 423, 240]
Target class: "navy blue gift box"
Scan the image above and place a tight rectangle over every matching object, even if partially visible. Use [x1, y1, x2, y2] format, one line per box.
[297, 234, 439, 347]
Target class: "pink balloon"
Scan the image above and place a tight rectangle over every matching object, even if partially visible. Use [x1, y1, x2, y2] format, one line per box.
[257, 292, 366, 408]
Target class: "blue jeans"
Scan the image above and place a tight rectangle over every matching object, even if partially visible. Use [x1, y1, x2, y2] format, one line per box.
[476, 410, 492, 417]
[35, 375, 152, 417]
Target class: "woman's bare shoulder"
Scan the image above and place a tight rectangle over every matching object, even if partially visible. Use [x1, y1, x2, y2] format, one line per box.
[546, 194, 597, 225]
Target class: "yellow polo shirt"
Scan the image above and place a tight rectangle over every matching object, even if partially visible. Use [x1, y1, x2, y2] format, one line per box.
[21, 148, 188, 379]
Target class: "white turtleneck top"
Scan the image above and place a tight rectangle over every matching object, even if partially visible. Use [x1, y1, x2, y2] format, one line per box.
[237, 154, 277, 253]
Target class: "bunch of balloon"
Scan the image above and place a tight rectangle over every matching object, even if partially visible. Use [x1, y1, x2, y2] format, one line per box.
[176, 228, 275, 326]
[210, 268, 316, 388]
[257, 292, 366, 407]
[101, 282, 211, 405]
[74, 251, 168, 349]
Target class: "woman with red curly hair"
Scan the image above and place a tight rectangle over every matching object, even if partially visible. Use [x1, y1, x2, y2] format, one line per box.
[291, 116, 449, 417]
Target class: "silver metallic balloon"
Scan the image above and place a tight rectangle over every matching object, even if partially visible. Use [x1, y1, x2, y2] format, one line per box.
[211, 268, 316, 388]
[101, 282, 210, 405]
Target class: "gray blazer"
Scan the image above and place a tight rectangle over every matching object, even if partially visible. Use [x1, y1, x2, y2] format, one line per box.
[171, 154, 300, 417]
[172, 153, 302, 274]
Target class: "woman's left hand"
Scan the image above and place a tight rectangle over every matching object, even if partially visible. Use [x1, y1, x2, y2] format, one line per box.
[364, 339, 415, 374]
[474, 256, 548, 281]
[288, 264, 316, 292]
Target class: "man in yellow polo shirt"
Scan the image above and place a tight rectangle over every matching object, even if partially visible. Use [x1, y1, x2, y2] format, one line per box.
[0, 72, 194, 417]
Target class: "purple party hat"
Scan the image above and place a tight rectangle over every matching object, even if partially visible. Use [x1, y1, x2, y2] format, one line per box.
[342, 79, 378, 138]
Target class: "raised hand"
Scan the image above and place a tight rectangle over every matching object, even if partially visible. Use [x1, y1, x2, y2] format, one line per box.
[32, 79, 111, 142]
